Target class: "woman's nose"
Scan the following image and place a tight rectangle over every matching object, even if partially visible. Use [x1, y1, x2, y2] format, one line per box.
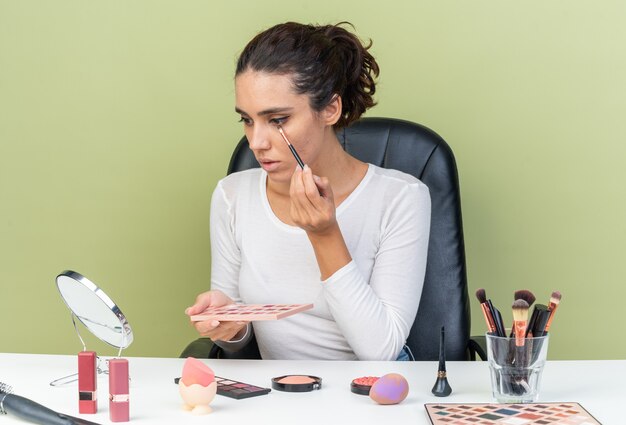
[247, 125, 273, 151]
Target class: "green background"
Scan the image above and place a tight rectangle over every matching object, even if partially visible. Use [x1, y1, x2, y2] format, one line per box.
[1, 1, 625, 360]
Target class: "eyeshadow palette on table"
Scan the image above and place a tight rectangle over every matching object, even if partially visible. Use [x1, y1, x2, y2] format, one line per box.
[190, 303, 313, 321]
[175, 376, 271, 400]
[425, 402, 601, 424]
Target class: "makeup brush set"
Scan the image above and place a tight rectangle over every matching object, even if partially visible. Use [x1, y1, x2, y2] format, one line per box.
[476, 289, 562, 398]
[476, 289, 562, 340]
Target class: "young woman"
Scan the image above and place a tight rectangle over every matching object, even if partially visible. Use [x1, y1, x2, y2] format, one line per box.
[186, 22, 431, 361]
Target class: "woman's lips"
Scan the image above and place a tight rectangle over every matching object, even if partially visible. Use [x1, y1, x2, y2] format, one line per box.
[259, 159, 280, 172]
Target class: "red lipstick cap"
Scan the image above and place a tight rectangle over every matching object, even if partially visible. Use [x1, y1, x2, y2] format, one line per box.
[109, 358, 130, 422]
[78, 351, 97, 414]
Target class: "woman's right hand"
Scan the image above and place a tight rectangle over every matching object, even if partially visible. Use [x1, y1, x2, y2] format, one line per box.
[185, 290, 248, 342]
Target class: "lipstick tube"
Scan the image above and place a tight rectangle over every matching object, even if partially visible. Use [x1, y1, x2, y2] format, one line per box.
[78, 351, 97, 414]
[109, 358, 130, 422]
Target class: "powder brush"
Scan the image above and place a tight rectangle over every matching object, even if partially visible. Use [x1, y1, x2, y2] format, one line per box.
[514, 289, 536, 308]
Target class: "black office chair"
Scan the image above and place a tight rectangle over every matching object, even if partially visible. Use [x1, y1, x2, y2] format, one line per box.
[181, 117, 486, 361]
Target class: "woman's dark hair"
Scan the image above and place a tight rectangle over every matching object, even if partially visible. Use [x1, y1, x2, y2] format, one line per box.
[236, 22, 379, 128]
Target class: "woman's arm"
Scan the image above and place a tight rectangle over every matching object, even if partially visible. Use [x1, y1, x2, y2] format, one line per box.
[186, 181, 249, 346]
[321, 182, 430, 360]
[290, 167, 431, 360]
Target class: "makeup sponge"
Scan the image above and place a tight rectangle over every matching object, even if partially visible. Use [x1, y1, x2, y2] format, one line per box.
[181, 357, 215, 387]
[179, 357, 217, 415]
[369, 373, 409, 405]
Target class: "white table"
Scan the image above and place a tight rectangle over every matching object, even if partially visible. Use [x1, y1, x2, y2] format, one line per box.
[0, 353, 623, 424]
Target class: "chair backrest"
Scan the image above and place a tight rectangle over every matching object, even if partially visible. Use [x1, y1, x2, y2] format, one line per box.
[227, 117, 471, 360]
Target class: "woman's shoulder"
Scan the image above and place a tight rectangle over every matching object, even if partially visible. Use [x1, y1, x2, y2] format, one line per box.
[213, 168, 263, 203]
[367, 164, 428, 193]
[216, 168, 263, 190]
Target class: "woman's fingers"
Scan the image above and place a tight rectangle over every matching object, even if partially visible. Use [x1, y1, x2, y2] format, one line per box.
[289, 165, 336, 232]
[195, 320, 247, 341]
[185, 289, 233, 316]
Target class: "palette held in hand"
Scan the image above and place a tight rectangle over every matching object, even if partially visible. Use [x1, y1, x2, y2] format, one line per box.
[190, 303, 313, 322]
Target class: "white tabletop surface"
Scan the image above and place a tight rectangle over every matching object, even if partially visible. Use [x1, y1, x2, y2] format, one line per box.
[0, 353, 623, 424]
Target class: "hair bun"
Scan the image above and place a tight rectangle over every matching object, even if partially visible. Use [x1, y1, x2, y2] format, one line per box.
[236, 22, 379, 128]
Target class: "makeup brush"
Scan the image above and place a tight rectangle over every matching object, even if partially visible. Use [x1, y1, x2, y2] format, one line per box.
[511, 299, 530, 374]
[0, 382, 101, 425]
[510, 290, 535, 337]
[277, 126, 305, 169]
[526, 304, 549, 337]
[534, 305, 551, 337]
[475, 289, 497, 333]
[544, 291, 562, 332]
[514, 289, 536, 308]
[512, 299, 530, 348]
[491, 304, 507, 337]
[431, 326, 452, 397]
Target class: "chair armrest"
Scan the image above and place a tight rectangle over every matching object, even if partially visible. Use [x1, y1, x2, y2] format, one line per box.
[468, 335, 487, 361]
[179, 335, 262, 360]
[179, 338, 214, 359]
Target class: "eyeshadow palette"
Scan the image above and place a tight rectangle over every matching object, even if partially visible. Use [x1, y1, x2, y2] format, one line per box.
[190, 303, 314, 322]
[175, 376, 271, 399]
[214, 376, 271, 399]
[425, 402, 601, 424]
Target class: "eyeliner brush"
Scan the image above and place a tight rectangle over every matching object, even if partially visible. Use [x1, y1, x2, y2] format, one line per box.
[277, 126, 305, 169]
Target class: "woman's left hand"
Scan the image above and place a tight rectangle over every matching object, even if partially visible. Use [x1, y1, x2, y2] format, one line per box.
[289, 165, 336, 235]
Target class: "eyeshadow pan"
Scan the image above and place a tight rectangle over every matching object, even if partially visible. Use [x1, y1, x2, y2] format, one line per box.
[494, 408, 519, 415]
[477, 413, 503, 420]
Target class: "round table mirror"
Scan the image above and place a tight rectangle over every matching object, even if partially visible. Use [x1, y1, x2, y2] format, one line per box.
[56, 270, 133, 349]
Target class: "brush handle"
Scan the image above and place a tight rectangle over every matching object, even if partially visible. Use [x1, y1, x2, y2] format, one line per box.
[479, 303, 496, 333]
[288, 144, 305, 169]
[1, 393, 101, 425]
[493, 307, 506, 338]
[526, 307, 539, 337]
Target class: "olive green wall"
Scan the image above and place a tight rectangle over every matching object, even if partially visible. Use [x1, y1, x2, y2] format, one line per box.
[1, 1, 624, 360]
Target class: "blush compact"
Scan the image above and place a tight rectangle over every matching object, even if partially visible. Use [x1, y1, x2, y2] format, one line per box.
[271, 375, 322, 392]
[351, 376, 379, 395]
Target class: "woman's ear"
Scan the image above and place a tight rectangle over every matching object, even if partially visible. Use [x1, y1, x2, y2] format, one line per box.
[321, 94, 342, 126]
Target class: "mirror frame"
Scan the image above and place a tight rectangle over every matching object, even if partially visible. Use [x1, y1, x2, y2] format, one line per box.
[56, 270, 133, 349]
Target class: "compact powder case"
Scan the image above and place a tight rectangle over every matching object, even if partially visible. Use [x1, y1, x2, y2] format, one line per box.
[350, 376, 379, 395]
[271, 375, 322, 392]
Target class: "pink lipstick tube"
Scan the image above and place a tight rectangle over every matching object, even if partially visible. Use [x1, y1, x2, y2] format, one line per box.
[109, 358, 130, 422]
[78, 351, 97, 414]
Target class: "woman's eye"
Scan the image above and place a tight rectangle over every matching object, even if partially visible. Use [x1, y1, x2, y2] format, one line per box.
[269, 116, 288, 125]
[238, 116, 252, 126]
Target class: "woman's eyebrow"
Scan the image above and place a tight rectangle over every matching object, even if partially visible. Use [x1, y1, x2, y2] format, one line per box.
[235, 106, 293, 116]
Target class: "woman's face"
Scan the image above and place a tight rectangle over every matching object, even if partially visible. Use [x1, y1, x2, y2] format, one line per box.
[235, 70, 329, 184]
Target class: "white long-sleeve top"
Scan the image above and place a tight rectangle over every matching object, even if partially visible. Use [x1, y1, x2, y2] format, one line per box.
[210, 163, 431, 360]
